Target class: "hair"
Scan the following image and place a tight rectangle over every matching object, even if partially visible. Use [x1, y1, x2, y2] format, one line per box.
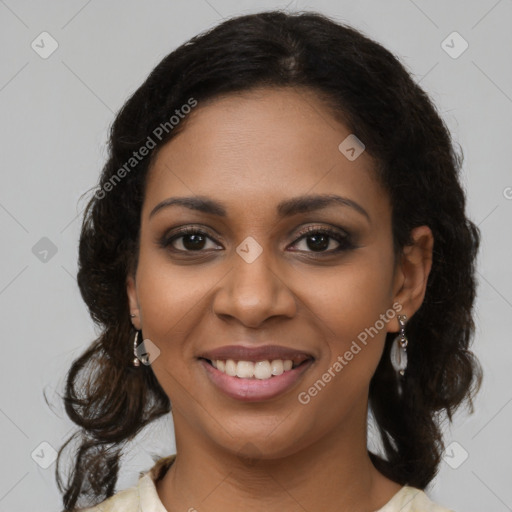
[55, 10, 483, 511]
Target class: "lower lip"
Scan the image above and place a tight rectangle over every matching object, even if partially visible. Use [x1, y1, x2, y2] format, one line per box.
[200, 359, 314, 402]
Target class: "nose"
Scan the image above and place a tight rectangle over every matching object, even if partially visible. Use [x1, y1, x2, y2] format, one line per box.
[212, 249, 297, 329]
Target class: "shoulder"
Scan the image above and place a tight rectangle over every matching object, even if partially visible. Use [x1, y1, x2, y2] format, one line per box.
[75, 454, 176, 512]
[76, 485, 139, 512]
[376, 485, 456, 512]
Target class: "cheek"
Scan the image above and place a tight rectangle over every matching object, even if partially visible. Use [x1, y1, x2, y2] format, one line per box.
[134, 256, 203, 403]
[135, 243, 207, 340]
[310, 250, 395, 381]
[317, 251, 394, 328]
[341, 265, 392, 323]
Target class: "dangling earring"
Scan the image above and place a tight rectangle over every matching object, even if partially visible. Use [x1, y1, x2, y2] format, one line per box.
[390, 314, 408, 395]
[133, 329, 141, 367]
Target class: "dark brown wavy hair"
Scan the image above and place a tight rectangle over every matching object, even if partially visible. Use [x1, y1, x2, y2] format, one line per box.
[55, 10, 483, 511]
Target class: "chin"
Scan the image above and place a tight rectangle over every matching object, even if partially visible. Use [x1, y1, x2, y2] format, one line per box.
[204, 410, 314, 461]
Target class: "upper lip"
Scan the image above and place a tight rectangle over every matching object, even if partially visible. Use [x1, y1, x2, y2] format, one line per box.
[198, 345, 314, 364]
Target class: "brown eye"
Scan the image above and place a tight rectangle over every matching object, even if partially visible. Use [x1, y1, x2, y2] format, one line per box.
[160, 228, 222, 252]
[290, 226, 354, 254]
[175, 232, 208, 251]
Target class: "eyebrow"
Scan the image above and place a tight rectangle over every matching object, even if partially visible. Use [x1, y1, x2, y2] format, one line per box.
[149, 194, 370, 223]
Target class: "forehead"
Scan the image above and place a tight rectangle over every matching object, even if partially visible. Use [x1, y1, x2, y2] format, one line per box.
[143, 87, 389, 223]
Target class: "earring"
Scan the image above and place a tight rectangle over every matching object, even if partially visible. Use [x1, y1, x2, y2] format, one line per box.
[133, 330, 141, 367]
[390, 314, 408, 395]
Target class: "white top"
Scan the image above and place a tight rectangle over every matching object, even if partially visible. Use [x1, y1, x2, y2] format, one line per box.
[78, 455, 454, 512]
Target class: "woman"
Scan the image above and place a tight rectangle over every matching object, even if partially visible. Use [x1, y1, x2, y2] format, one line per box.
[56, 10, 482, 512]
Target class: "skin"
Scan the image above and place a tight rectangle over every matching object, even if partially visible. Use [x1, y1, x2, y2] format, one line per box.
[127, 86, 433, 512]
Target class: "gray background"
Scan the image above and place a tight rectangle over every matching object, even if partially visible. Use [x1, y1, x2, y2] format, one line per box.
[0, 1, 511, 511]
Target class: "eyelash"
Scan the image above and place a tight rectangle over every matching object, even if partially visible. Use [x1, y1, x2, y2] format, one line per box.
[158, 225, 355, 256]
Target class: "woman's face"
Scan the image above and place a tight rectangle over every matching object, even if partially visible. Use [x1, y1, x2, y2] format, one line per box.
[127, 87, 424, 459]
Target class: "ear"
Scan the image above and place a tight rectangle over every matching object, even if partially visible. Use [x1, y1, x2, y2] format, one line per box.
[126, 274, 141, 330]
[388, 225, 434, 332]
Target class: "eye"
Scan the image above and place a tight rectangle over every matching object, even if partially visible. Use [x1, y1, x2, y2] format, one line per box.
[289, 225, 354, 254]
[158, 225, 355, 255]
[159, 227, 222, 252]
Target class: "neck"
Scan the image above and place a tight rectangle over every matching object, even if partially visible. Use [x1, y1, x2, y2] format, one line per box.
[156, 404, 402, 512]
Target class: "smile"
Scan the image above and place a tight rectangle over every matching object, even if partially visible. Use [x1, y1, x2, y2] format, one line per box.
[198, 345, 315, 402]
[207, 358, 300, 379]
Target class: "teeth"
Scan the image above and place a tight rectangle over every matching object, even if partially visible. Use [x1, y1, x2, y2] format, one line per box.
[225, 359, 237, 377]
[254, 361, 272, 380]
[236, 361, 254, 379]
[270, 359, 284, 375]
[211, 358, 296, 380]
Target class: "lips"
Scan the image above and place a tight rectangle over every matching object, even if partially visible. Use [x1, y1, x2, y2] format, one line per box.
[198, 344, 314, 365]
[197, 344, 315, 402]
